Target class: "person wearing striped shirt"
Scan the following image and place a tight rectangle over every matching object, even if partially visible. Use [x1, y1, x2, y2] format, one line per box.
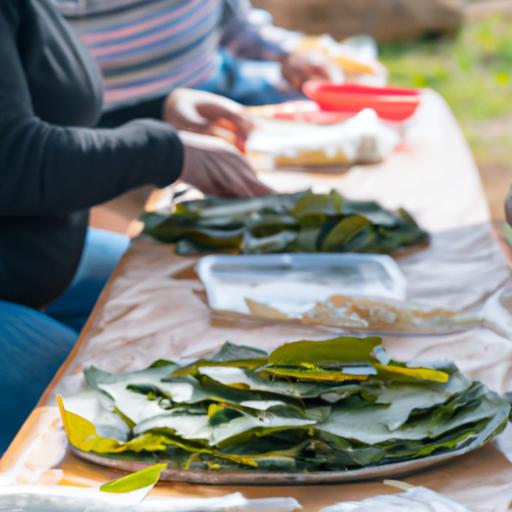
[57, 0, 332, 130]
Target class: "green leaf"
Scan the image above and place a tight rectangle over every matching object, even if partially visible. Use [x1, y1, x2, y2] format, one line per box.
[259, 365, 369, 383]
[320, 215, 371, 252]
[140, 191, 428, 256]
[177, 192, 305, 220]
[141, 211, 244, 248]
[343, 200, 399, 227]
[268, 336, 381, 367]
[57, 396, 170, 454]
[316, 385, 508, 446]
[289, 226, 323, 252]
[134, 411, 213, 441]
[174, 238, 240, 256]
[61, 389, 130, 441]
[210, 342, 268, 362]
[148, 360, 177, 369]
[290, 190, 344, 222]
[133, 406, 313, 452]
[85, 365, 177, 389]
[243, 229, 297, 254]
[134, 430, 258, 469]
[62, 334, 509, 472]
[140, 212, 179, 243]
[197, 365, 337, 399]
[172, 358, 267, 378]
[100, 463, 168, 493]
[374, 363, 449, 383]
[374, 371, 471, 430]
[210, 411, 316, 448]
[171, 342, 269, 378]
[85, 367, 211, 424]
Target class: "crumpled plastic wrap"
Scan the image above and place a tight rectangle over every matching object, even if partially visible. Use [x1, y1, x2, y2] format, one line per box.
[0, 487, 300, 512]
[247, 109, 400, 168]
[320, 487, 468, 512]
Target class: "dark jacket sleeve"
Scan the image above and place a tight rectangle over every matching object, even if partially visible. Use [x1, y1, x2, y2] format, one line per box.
[98, 96, 168, 128]
[0, 4, 184, 216]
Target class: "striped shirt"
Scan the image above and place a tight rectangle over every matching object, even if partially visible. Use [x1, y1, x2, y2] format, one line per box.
[56, 0, 300, 110]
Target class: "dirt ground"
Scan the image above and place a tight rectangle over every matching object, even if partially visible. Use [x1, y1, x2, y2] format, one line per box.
[479, 163, 510, 220]
[467, 117, 512, 221]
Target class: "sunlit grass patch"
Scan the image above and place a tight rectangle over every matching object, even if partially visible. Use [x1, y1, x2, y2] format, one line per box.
[380, 17, 512, 218]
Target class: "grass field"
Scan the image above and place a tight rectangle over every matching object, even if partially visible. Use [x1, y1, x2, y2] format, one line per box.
[380, 16, 512, 220]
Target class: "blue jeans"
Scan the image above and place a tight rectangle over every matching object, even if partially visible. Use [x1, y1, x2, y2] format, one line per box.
[201, 51, 303, 106]
[0, 228, 128, 452]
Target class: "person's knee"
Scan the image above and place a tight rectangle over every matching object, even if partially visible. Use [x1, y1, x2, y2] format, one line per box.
[0, 301, 77, 385]
[0, 301, 77, 451]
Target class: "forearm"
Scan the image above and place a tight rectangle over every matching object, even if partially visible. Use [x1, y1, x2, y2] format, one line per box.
[220, 1, 301, 61]
[0, 116, 183, 216]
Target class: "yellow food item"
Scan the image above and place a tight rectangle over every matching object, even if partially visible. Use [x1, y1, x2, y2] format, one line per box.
[245, 298, 290, 320]
[244, 294, 459, 333]
[274, 148, 350, 168]
[305, 294, 456, 330]
[333, 54, 379, 77]
[297, 36, 381, 76]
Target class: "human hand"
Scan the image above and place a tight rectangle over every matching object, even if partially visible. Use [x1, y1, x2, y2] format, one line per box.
[164, 88, 253, 145]
[280, 50, 337, 90]
[179, 131, 273, 198]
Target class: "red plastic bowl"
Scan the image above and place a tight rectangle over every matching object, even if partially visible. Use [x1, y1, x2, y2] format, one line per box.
[303, 81, 422, 122]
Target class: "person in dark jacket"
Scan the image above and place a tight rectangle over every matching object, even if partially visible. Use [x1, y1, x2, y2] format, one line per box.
[0, 0, 271, 451]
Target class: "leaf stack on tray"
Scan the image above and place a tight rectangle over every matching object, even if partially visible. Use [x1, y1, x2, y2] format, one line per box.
[60, 336, 509, 474]
[141, 190, 429, 256]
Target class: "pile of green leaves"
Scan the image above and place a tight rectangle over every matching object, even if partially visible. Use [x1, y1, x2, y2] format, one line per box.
[141, 191, 429, 255]
[60, 336, 509, 473]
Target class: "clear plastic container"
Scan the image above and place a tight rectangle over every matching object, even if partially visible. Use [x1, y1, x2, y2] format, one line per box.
[196, 253, 407, 317]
